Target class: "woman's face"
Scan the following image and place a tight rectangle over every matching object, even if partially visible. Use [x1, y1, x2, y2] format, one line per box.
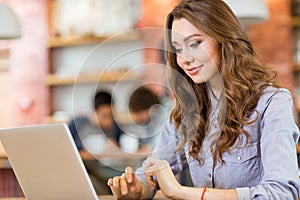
[171, 18, 220, 84]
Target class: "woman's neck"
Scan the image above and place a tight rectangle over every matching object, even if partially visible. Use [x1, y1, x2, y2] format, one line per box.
[208, 75, 223, 100]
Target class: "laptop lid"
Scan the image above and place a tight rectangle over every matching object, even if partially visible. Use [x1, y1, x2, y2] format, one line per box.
[0, 123, 99, 200]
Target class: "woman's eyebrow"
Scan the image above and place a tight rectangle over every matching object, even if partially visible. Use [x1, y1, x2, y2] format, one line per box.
[171, 33, 202, 45]
[183, 33, 203, 42]
[171, 41, 179, 46]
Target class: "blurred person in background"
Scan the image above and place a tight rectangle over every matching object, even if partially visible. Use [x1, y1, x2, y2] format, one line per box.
[68, 90, 123, 195]
[127, 86, 164, 153]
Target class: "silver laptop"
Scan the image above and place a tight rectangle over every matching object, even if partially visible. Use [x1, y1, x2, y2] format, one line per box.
[0, 123, 99, 200]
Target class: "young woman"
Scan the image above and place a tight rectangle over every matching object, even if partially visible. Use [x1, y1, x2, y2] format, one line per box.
[107, 0, 300, 199]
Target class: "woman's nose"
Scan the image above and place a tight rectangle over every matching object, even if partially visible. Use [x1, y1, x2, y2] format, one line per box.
[183, 51, 194, 65]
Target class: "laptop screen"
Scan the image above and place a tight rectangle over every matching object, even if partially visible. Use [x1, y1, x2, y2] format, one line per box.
[0, 123, 99, 200]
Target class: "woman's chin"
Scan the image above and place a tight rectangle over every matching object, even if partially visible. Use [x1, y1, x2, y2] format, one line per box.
[190, 77, 205, 84]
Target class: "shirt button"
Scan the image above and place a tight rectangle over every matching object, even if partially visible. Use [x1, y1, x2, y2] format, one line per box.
[208, 173, 212, 178]
[237, 156, 241, 161]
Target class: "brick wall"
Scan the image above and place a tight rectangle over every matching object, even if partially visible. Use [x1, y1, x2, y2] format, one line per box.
[0, 1, 49, 196]
[5, 0, 50, 126]
[248, 0, 295, 94]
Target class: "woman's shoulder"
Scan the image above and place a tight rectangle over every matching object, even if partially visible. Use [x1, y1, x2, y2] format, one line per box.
[256, 86, 293, 113]
[260, 86, 292, 104]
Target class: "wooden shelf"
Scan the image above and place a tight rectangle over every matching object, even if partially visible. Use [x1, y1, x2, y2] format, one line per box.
[45, 71, 141, 86]
[47, 31, 141, 48]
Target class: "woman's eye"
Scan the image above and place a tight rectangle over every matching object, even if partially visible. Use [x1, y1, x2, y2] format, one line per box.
[190, 41, 201, 48]
[175, 48, 182, 54]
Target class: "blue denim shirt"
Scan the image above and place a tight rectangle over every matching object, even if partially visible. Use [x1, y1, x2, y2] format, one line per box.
[136, 87, 300, 200]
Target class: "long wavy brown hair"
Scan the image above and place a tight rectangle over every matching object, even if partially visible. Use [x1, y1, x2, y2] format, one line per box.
[165, 0, 278, 164]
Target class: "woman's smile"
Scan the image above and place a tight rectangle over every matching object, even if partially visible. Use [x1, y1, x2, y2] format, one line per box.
[185, 64, 203, 76]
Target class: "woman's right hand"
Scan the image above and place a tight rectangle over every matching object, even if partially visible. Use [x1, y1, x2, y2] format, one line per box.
[107, 167, 148, 199]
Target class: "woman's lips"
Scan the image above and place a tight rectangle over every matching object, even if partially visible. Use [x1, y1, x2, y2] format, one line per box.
[186, 65, 203, 76]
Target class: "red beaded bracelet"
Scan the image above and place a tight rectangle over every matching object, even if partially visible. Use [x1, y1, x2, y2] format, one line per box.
[201, 187, 207, 200]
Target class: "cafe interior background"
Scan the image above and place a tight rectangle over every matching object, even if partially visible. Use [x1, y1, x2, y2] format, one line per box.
[0, 0, 299, 197]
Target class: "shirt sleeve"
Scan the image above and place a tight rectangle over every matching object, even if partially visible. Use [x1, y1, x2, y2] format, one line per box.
[248, 89, 300, 199]
[135, 120, 186, 198]
[236, 187, 251, 200]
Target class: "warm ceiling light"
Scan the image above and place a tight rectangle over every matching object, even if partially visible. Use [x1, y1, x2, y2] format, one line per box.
[224, 0, 269, 25]
[0, 2, 21, 39]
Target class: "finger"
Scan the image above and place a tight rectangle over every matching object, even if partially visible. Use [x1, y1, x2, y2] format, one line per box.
[110, 177, 122, 198]
[125, 166, 134, 173]
[112, 176, 120, 188]
[144, 171, 156, 190]
[107, 178, 113, 186]
[120, 174, 128, 195]
[145, 173, 156, 191]
[147, 176, 157, 190]
[145, 175, 153, 190]
[124, 167, 134, 183]
[149, 179, 156, 190]
[110, 187, 119, 198]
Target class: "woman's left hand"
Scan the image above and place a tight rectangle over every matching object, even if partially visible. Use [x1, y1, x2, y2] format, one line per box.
[144, 157, 182, 198]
